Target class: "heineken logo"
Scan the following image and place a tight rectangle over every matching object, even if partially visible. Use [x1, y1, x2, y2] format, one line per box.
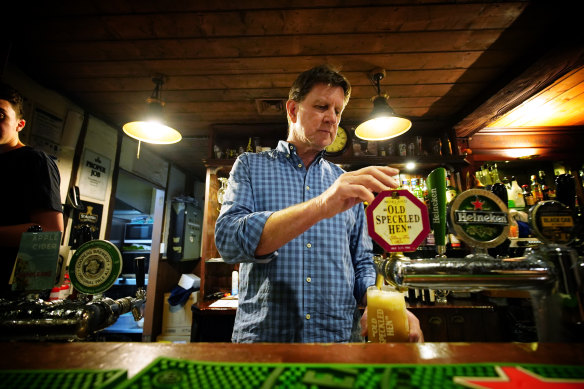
[449, 189, 509, 249]
[454, 210, 508, 224]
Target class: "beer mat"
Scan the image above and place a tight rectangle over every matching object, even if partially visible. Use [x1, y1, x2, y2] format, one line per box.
[115, 357, 584, 389]
[0, 368, 126, 389]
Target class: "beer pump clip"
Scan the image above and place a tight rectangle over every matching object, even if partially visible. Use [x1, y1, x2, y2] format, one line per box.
[366, 189, 431, 286]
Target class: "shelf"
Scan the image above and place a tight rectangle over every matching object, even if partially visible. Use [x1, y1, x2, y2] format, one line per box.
[205, 155, 469, 171]
[328, 155, 470, 170]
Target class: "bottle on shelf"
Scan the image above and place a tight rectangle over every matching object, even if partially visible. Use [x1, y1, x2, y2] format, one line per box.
[473, 170, 485, 189]
[420, 178, 429, 206]
[538, 170, 550, 200]
[481, 164, 493, 187]
[522, 184, 536, 207]
[555, 173, 576, 208]
[530, 174, 544, 203]
[442, 134, 452, 156]
[491, 181, 508, 206]
[411, 177, 425, 203]
[508, 176, 525, 208]
[445, 174, 458, 204]
[489, 163, 502, 184]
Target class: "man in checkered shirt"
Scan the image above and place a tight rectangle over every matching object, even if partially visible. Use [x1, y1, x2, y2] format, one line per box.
[216, 65, 423, 343]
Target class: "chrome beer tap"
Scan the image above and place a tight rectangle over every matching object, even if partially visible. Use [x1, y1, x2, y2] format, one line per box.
[373, 191, 583, 342]
[0, 240, 147, 341]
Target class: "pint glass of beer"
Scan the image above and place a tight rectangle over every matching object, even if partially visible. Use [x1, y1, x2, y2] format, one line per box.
[366, 285, 409, 342]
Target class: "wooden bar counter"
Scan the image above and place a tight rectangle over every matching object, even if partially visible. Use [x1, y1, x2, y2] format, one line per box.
[0, 342, 582, 378]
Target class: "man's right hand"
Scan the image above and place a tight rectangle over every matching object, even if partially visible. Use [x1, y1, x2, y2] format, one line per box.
[315, 166, 400, 219]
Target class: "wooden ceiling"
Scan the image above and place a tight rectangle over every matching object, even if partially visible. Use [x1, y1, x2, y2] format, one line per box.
[3, 1, 583, 180]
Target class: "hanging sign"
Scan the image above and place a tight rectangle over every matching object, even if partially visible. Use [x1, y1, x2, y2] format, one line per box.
[366, 190, 430, 252]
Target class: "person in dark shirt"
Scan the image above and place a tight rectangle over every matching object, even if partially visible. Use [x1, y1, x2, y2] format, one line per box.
[0, 83, 63, 288]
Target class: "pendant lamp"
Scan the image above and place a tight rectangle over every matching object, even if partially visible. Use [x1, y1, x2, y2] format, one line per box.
[123, 75, 182, 157]
[354, 69, 412, 141]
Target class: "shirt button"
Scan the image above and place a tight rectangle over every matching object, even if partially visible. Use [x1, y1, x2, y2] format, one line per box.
[298, 163, 303, 168]
[305, 314, 311, 320]
[306, 243, 312, 248]
[286, 154, 290, 158]
[306, 277, 311, 283]
[305, 185, 310, 191]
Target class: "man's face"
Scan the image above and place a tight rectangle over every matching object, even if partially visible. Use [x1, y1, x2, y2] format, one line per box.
[0, 99, 25, 150]
[287, 83, 345, 152]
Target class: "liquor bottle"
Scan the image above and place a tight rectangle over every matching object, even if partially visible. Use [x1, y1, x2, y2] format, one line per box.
[481, 164, 493, 187]
[555, 173, 576, 208]
[410, 177, 418, 194]
[489, 164, 502, 184]
[400, 178, 410, 192]
[420, 178, 429, 207]
[508, 177, 525, 208]
[530, 174, 544, 203]
[538, 170, 550, 200]
[473, 170, 485, 189]
[411, 178, 425, 203]
[445, 174, 458, 204]
[522, 184, 536, 207]
[442, 135, 452, 156]
[491, 182, 508, 206]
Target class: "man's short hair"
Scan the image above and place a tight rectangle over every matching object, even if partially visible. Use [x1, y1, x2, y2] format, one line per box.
[288, 64, 351, 107]
[0, 82, 25, 119]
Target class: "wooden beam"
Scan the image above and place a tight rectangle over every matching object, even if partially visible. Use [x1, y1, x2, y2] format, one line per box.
[455, 45, 584, 137]
[453, 1, 584, 137]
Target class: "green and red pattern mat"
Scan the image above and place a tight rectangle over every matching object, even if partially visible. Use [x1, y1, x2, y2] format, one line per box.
[2, 357, 584, 388]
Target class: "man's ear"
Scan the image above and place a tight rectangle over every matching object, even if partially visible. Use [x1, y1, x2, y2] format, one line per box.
[286, 100, 298, 123]
[16, 119, 26, 132]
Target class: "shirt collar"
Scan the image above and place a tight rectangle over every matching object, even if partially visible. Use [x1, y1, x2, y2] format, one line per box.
[277, 140, 326, 163]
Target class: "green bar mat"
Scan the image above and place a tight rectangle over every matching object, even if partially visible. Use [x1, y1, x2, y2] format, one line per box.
[0, 368, 127, 389]
[114, 357, 584, 389]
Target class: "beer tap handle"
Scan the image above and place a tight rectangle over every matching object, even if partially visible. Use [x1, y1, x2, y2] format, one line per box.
[427, 167, 447, 256]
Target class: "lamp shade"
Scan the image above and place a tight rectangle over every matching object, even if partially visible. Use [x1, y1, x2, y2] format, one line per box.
[355, 96, 411, 141]
[123, 78, 182, 145]
[122, 120, 182, 144]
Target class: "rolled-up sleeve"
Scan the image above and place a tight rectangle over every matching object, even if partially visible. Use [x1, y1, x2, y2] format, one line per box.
[350, 203, 376, 303]
[215, 155, 277, 264]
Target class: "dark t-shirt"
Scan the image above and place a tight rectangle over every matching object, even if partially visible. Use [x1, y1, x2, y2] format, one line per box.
[0, 146, 63, 286]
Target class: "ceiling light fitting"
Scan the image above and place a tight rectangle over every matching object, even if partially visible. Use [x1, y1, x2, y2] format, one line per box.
[123, 75, 182, 158]
[354, 69, 412, 141]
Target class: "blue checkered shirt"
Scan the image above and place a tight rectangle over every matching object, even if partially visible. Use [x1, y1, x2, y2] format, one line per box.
[215, 140, 376, 343]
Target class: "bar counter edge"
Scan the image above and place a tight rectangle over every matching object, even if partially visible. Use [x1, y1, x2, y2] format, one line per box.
[1, 342, 583, 378]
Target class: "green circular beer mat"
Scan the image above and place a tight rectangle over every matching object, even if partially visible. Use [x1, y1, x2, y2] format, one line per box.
[69, 240, 123, 295]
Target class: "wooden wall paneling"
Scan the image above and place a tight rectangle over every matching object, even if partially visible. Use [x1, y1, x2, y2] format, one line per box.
[199, 167, 225, 299]
[141, 188, 166, 342]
